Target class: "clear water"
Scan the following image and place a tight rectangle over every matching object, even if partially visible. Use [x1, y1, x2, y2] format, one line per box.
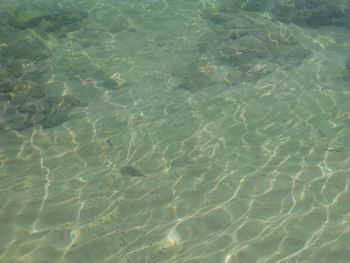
[0, 0, 350, 262]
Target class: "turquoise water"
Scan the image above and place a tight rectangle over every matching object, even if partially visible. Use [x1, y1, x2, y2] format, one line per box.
[0, 0, 350, 262]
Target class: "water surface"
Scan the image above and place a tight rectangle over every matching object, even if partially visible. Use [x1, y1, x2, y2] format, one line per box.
[0, 0, 350, 262]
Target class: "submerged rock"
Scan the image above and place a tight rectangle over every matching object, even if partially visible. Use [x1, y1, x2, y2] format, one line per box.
[1, 37, 50, 61]
[0, 94, 87, 131]
[11, 2, 88, 35]
[0, 2, 90, 132]
[271, 0, 350, 28]
[119, 166, 145, 177]
[342, 55, 350, 81]
[0, 78, 16, 93]
[218, 0, 271, 12]
[41, 110, 69, 128]
[345, 56, 350, 71]
[195, 11, 311, 85]
[174, 63, 216, 92]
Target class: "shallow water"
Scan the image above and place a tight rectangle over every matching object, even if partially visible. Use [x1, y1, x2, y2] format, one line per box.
[0, 0, 350, 263]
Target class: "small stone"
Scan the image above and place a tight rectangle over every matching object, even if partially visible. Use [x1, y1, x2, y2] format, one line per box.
[120, 166, 145, 177]
[0, 79, 16, 93]
[99, 213, 114, 223]
[345, 56, 350, 71]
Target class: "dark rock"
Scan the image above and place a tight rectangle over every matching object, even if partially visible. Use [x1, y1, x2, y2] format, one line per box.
[96, 77, 118, 90]
[120, 166, 145, 177]
[345, 56, 350, 71]
[0, 11, 26, 30]
[1, 38, 50, 61]
[0, 79, 16, 93]
[218, 0, 270, 12]
[271, 0, 350, 29]
[2, 111, 32, 131]
[3, 59, 24, 78]
[193, 11, 311, 87]
[41, 110, 69, 128]
[58, 95, 86, 110]
[175, 65, 215, 92]
[342, 55, 350, 81]
[108, 18, 130, 33]
[12, 2, 88, 35]
[0, 3, 89, 132]
[18, 99, 51, 114]
[1, 93, 87, 131]
[2, 41, 34, 59]
[0, 94, 12, 102]
[68, 66, 121, 90]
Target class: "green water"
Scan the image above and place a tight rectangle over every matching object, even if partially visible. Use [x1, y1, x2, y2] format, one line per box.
[0, 0, 350, 262]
